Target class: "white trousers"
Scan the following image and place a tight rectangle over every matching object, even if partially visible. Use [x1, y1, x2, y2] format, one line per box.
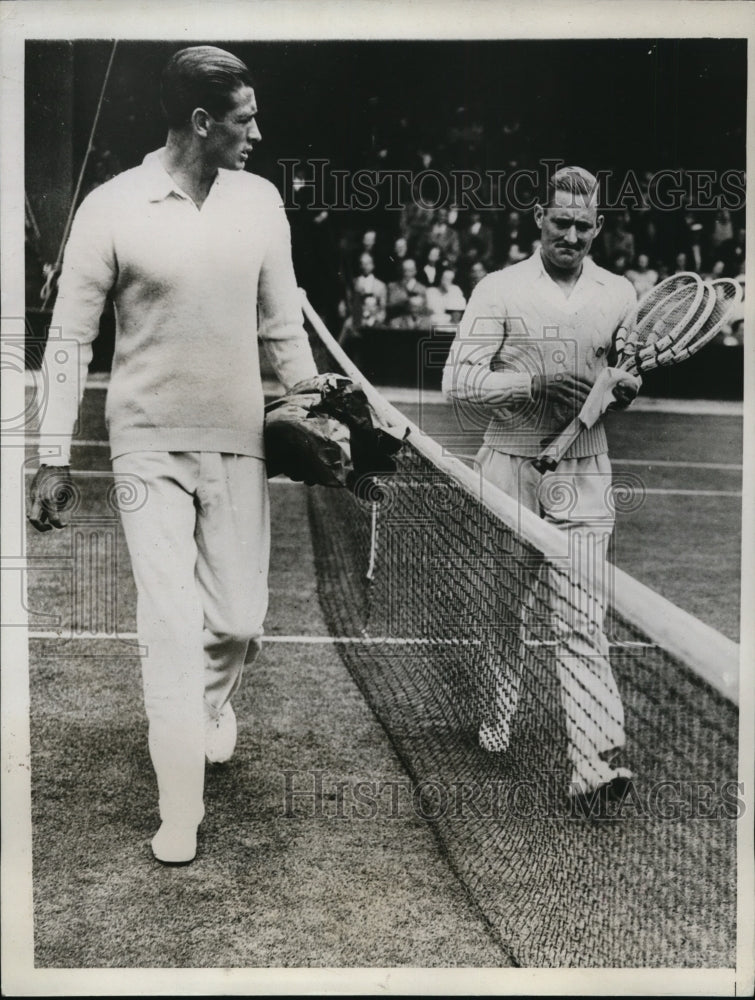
[477, 447, 626, 788]
[112, 451, 270, 826]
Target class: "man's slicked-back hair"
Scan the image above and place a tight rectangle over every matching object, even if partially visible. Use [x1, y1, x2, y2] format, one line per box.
[545, 165, 601, 210]
[161, 46, 253, 129]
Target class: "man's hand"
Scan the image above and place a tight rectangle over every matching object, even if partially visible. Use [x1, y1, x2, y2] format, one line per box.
[289, 373, 352, 396]
[608, 377, 641, 411]
[27, 465, 75, 532]
[531, 373, 593, 425]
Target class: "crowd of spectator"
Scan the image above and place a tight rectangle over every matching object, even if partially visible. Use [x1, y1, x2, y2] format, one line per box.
[26, 110, 747, 354]
[327, 198, 746, 353]
[337, 203, 745, 354]
[284, 105, 746, 353]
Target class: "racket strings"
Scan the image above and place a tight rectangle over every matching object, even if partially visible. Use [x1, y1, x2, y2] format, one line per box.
[636, 283, 716, 363]
[619, 275, 742, 374]
[619, 275, 705, 373]
[655, 278, 742, 364]
[634, 272, 700, 325]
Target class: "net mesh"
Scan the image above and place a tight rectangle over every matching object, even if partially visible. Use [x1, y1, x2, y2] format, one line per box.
[305, 337, 738, 968]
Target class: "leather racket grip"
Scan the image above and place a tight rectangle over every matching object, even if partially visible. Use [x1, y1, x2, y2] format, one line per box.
[532, 416, 583, 473]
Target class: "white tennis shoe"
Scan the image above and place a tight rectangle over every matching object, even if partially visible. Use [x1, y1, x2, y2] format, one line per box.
[151, 822, 198, 864]
[204, 702, 237, 764]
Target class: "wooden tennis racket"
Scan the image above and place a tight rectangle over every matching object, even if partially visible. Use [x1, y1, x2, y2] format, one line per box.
[533, 273, 743, 473]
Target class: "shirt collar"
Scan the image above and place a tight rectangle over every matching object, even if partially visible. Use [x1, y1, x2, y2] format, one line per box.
[141, 148, 222, 203]
[528, 248, 606, 287]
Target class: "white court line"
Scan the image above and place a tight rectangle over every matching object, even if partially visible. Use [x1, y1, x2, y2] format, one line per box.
[377, 387, 744, 416]
[27, 630, 656, 650]
[25, 632, 478, 645]
[455, 453, 741, 472]
[20, 466, 740, 495]
[24, 443, 743, 478]
[25, 372, 285, 394]
[643, 488, 741, 497]
[613, 459, 742, 471]
[22, 466, 302, 485]
[28, 439, 108, 448]
[25, 373, 743, 416]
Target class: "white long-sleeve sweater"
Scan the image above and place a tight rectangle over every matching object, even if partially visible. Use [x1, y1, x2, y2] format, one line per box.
[38, 149, 317, 464]
[442, 251, 637, 458]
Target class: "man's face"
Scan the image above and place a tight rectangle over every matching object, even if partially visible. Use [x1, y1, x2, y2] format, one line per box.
[205, 85, 261, 170]
[535, 190, 603, 275]
[359, 253, 374, 275]
[440, 268, 455, 290]
[402, 259, 417, 282]
[470, 262, 486, 285]
[408, 294, 424, 316]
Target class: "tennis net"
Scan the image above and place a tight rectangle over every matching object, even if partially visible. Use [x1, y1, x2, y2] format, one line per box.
[302, 295, 740, 968]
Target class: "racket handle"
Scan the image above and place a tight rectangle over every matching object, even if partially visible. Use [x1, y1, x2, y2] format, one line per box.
[532, 374, 607, 473]
[532, 368, 640, 473]
[533, 416, 583, 473]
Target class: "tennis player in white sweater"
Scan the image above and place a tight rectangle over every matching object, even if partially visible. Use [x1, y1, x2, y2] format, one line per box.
[28, 46, 319, 863]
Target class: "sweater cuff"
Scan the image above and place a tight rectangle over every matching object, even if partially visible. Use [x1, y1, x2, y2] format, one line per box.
[442, 366, 533, 405]
[489, 371, 533, 402]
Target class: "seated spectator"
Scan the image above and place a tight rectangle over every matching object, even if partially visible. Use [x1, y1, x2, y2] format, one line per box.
[719, 226, 745, 277]
[422, 208, 460, 266]
[386, 258, 428, 320]
[673, 251, 690, 274]
[421, 245, 442, 287]
[400, 198, 436, 259]
[389, 292, 432, 330]
[426, 264, 467, 324]
[360, 292, 383, 329]
[704, 259, 727, 281]
[625, 253, 658, 297]
[459, 210, 494, 269]
[610, 252, 630, 277]
[601, 211, 635, 268]
[381, 235, 409, 282]
[361, 229, 378, 256]
[676, 212, 705, 272]
[710, 209, 734, 253]
[349, 229, 381, 277]
[351, 252, 387, 326]
[462, 259, 488, 297]
[338, 292, 384, 356]
[498, 209, 529, 267]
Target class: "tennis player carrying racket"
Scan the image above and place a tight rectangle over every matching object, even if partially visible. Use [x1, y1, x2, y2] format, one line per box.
[442, 166, 638, 806]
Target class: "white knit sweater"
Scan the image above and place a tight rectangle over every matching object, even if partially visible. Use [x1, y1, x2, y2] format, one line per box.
[38, 150, 317, 463]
